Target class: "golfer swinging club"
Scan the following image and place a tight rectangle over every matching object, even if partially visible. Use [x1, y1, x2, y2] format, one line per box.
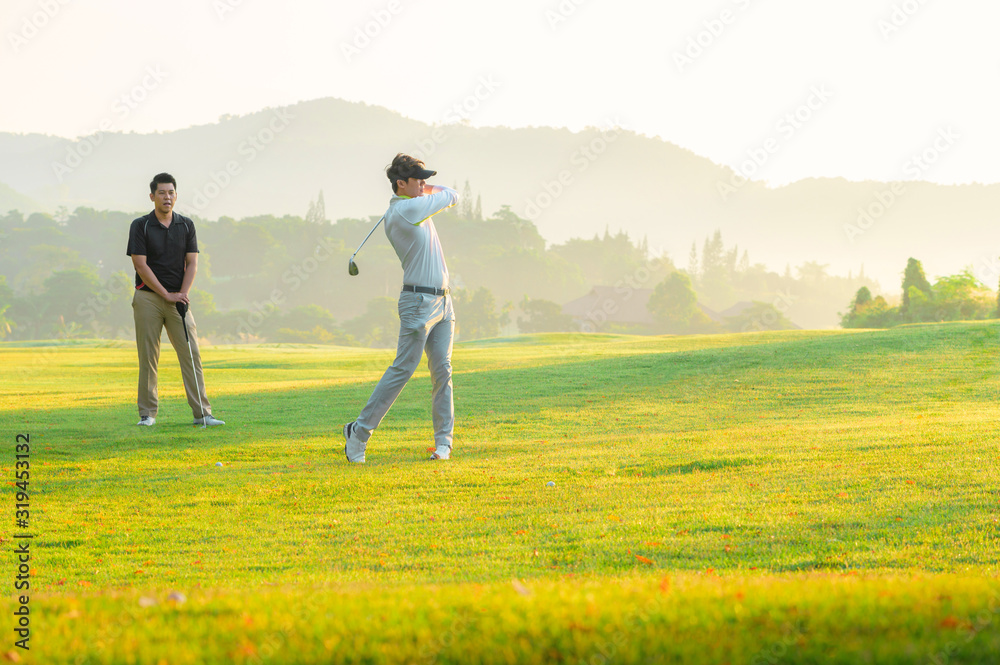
[126, 173, 224, 427]
[343, 154, 459, 462]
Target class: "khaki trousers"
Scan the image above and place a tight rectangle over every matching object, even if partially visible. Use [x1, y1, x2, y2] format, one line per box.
[132, 289, 212, 419]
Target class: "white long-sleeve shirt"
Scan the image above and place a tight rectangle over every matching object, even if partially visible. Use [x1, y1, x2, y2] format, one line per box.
[384, 186, 459, 289]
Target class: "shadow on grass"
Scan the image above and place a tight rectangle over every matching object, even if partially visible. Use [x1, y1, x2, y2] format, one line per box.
[771, 559, 848, 572]
[660, 457, 764, 475]
[12, 321, 1000, 467]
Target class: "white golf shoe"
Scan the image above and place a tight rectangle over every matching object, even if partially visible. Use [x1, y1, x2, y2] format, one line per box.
[343, 422, 366, 463]
[193, 415, 226, 426]
[137, 416, 156, 426]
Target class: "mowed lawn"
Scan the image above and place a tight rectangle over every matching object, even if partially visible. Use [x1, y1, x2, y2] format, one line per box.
[1, 323, 999, 664]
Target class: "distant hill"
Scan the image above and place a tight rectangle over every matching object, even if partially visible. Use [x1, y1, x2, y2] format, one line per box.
[0, 180, 41, 214]
[2, 97, 998, 290]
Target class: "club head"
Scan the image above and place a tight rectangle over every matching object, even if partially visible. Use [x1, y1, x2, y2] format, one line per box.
[348, 259, 359, 276]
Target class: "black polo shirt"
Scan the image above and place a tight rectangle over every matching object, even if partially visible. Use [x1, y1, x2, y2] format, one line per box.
[126, 211, 199, 292]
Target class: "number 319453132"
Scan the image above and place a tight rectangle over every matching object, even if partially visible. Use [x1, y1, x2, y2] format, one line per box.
[15, 434, 29, 523]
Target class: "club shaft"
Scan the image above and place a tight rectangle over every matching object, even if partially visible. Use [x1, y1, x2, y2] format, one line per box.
[185, 340, 206, 421]
[350, 216, 385, 259]
[180, 309, 206, 422]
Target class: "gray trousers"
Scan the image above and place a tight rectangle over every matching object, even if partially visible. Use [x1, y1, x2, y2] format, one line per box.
[355, 290, 455, 451]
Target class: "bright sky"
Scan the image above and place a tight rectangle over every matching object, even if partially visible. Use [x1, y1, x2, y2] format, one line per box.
[2, 0, 999, 186]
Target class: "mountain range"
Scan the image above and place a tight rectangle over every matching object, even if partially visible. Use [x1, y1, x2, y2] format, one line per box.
[1, 97, 997, 292]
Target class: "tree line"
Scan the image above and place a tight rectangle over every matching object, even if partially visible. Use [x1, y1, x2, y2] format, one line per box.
[841, 258, 996, 328]
[0, 199, 880, 345]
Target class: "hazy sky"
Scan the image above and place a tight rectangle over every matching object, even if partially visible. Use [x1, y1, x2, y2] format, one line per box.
[2, 0, 999, 186]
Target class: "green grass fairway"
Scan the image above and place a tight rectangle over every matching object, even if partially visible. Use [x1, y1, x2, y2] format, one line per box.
[2, 323, 1000, 663]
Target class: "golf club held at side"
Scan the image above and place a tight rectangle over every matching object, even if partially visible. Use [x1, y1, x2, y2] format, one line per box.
[175, 300, 208, 427]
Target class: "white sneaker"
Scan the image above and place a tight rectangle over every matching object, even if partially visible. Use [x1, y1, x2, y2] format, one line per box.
[430, 447, 451, 460]
[193, 415, 225, 426]
[137, 416, 155, 426]
[343, 423, 366, 463]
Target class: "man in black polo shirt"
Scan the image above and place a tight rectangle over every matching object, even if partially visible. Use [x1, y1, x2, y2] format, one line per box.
[125, 173, 224, 427]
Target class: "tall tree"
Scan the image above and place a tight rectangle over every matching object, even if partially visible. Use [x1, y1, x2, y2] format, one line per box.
[460, 180, 474, 219]
[305, 190, 326, 224]
[455, 287, 502, 340]
[315, 190, 326, 223]
[648, 272, 714, 334]
[840, 286, 875, 328]
[900, 257, 932, 314]
[698, 230, 734, 309]
[474, 194, 483, 221]
[687, 242, 699, 280]
[737, 250, 750, 273]
[701, 231, 723, 276]
[853, 286, 873, 309]
[725, 245, 739, 276]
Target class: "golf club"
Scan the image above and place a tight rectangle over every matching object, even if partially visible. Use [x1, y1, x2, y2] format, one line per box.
[175, 301, 208, 428]
[348, 215, 385, 276]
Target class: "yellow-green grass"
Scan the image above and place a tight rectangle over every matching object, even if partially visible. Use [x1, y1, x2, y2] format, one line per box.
[1, 324, 999, 663]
